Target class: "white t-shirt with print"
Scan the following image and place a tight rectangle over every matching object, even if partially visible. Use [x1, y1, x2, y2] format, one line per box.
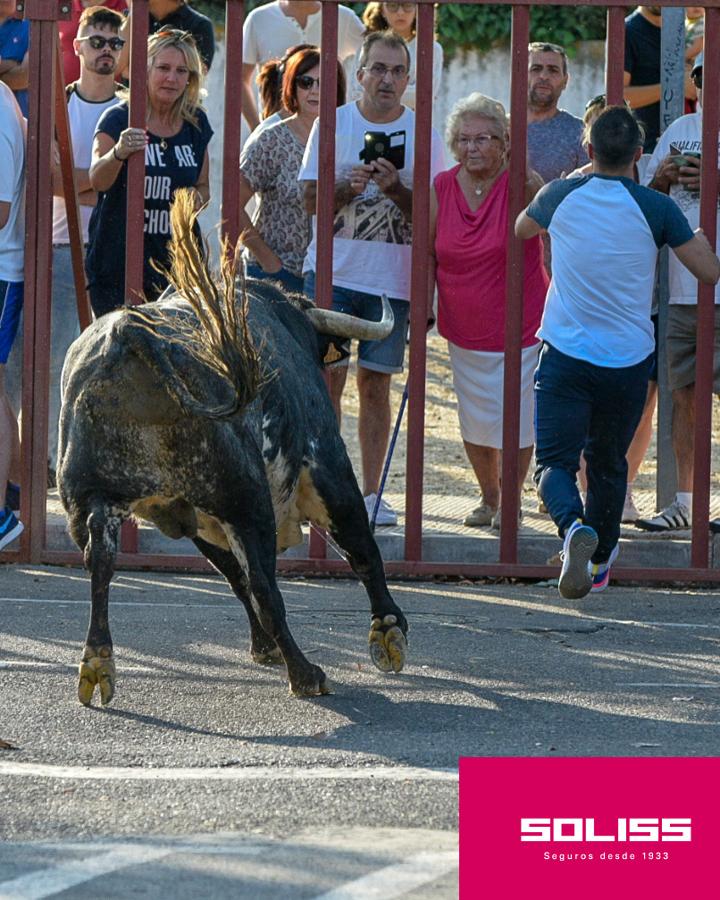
[0, 82, 25, 283]
[644, 111, 720, 305]
[298, 101, 445, 300]
[243, 2, 364, 66]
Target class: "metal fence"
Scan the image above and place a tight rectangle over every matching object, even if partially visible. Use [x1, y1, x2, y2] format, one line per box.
[4, 0, 720, 582]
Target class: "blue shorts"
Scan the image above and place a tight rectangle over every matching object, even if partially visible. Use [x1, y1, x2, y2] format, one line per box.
[0, 280, 23, 365]
[303, 270, 409, 374]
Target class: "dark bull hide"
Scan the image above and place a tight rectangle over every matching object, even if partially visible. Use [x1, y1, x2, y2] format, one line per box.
[57, 191, 408, 705]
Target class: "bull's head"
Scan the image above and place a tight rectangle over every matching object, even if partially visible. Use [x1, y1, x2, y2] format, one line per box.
[304, 295, 395, 367]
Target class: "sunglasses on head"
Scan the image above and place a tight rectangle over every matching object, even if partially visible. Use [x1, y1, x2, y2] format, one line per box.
[295, 74, 320, 90]
[692, 70, 703, 88]
[77, 34, 125, 51]
[585, 93, 606, 110]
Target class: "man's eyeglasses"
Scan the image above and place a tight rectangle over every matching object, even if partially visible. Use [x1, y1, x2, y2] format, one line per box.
[458, 134, 503, 148]
[363, 63, 408, 79]
[295, 75, 320, 90]
[77, 34, 125, 51]
[384, 2, 416, 13]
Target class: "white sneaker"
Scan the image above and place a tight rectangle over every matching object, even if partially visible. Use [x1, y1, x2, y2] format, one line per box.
[635, 500, 690, 532]
[622, 489, 640, 523]
[364, 493, 398, 527]
[558, 521, 598, 600]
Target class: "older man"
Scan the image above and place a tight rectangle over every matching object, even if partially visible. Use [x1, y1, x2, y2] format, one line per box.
[299, 30, 445, 526]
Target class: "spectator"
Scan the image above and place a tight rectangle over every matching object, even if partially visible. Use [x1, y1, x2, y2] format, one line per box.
[637, 53, 717, 532]
[239, 46, 345, 293]
[0, 0, 29, 117]
[624, 6, 695, 152]
[686, 6, 704, 64]
[429, 93, 546, 528]
[86, 28, 212, 316]
[516, 106, 719, 599]
[58, 0, 127, 88]
[0, 82, 25, 551]
[118, 0, 215, 76]
[242, 0, 363, 131]
[299, 30, 445, 526]
[526, 42, 587, 184]
[7, 5, 127, 483]
[347, 3, 443, 110]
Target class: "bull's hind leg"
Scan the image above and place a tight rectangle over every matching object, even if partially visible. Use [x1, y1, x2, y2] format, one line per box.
[304, 460, 408, 673]
[192, 537, 282, 664]
[77, 500, 122, 706]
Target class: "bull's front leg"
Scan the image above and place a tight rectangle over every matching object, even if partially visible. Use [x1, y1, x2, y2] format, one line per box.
[78, 501, 121, 706]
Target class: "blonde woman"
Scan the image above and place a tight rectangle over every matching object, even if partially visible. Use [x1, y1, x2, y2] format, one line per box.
[348, 2, 443, 108]
[87, 29, 213, 316]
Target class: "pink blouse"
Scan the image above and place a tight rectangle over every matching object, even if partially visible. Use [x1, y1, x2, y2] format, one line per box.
[434, 165, 548, 352]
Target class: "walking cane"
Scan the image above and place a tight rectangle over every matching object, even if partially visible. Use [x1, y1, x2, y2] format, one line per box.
[370, 380, 409, 532]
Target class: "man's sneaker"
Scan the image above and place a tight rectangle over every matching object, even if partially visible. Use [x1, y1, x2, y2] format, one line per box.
[0, 506, 24, 552]
[590, 543, 620, 594]
[621, 489, 639, 523]
[491, 507, 523, 530]
[5, 481, 19, 512]
[558, 521, 598, 600]
[364, 493, 398, 527]
[635, 501, 690, 532]
[463, 503, 496, 527]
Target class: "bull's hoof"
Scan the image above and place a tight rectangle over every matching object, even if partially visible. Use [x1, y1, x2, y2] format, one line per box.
[368, 614, 407, 673]
[251, 644, 284, 665]
[78, 652, 116, 706]
[288, 663, 331, 697]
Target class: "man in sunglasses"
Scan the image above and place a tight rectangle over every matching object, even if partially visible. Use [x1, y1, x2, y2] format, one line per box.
[638, 53, 719, 533]
[58, 0, 127, 88]
[6, 6, 125, 484]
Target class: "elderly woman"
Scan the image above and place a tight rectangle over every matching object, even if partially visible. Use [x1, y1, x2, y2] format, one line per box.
[429, 93, 547, 528]
[238, 46, 345, 293]
[86, 29, 212, 317]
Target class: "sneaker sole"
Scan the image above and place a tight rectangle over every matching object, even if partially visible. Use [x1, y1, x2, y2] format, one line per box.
[0, 519, 24, 552]
[558, 527, 598, 600]
[634, 519, 689, 532]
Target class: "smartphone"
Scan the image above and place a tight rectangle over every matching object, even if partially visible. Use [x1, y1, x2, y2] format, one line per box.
[359, 130, 406, 170]
[670, 145, 701, 167]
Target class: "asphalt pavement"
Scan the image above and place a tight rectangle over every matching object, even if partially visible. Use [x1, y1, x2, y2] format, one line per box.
[1, 565, 720, 897]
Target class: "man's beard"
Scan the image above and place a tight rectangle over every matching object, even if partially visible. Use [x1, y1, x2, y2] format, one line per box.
[529, 86, 557, 109]
[93, 59, 117, 75]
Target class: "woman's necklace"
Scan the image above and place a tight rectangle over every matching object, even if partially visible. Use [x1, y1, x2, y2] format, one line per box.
[159, 137, 168, 151]
[473, 182, 484, 196]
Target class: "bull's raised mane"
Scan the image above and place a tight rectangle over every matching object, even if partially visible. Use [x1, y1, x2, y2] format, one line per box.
[128, 189, 263, 419]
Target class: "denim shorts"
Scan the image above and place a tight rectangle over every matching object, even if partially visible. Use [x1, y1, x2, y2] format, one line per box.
[303, 270, 409, 374]
[0, 280, 23, 365]
[245, 262, 305, 295]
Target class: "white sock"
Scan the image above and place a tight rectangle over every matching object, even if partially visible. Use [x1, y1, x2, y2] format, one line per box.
[676, 492, 692, 513]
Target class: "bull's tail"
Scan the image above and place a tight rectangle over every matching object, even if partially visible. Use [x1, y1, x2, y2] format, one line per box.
[128, 189, 262, 419]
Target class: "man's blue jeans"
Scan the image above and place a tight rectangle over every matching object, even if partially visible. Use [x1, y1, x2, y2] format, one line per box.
[534, 342, 653, 564]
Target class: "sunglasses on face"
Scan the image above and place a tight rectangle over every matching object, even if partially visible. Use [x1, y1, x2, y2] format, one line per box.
[295, 75, 320, 90]
[77, 34, 126, 51]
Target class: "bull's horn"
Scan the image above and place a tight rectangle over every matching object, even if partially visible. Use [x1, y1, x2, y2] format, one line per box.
[305, 293, 394, 340]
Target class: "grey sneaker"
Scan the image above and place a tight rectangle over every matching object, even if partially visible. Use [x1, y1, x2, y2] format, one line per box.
[558, 522, 598, 600]
[463, 503, 497, 527]
[491, 507, 523, 530]
[622, 489, 640, 523]
[364, 493, 398, 527]
[635, 501, 690, 532]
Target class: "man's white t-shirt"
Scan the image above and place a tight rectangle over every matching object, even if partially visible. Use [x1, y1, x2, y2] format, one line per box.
[243, 2, 364, 66]
[644, 111, 720, 305]
[0, 82, 26, 283]
[298, 101, 445, 300]
[53, 85, 120, 245]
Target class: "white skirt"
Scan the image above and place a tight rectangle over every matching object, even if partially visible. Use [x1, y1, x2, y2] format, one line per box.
[448, 342, 539, 449]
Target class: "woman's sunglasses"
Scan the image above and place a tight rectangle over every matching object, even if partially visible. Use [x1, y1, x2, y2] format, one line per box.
[295, 75, 320, 90]
[77, 34, 126, 51]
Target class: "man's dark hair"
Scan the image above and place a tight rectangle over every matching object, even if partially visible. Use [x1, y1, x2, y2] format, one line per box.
[77, 5, 125, 33]
[358, 30, 411, 70]
[589, 106, 644, 169]
[528, 41, 568, 74]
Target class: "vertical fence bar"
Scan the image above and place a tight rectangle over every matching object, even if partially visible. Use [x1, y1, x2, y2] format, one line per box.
[498, 4, 529, 564]
[404, 0, 434, 561]
[120, 0, 148, 554]
[308, 0, 339, 560]
[54, 43, 92, 331]
[21, 10, 57, 563]
[221, 0, 244, 252]
[604, 7, 625, 105]
[691, 5, 720, 568]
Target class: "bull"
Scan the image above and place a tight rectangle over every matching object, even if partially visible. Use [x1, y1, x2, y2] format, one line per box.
[57, 191, 408, 706]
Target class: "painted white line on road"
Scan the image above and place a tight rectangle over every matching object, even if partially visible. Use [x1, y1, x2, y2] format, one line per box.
[314, 850, 457, 900]
[0, 843, 173, 900]
[0, 662, 154, 673]
[0, 762, 458, 783]
[616, 682, 720, 688]
[0, 597, 236, 609]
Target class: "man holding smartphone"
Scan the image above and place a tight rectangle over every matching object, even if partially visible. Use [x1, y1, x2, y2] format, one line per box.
[300, 30, 444, 526]
[638, 53, 719, 532]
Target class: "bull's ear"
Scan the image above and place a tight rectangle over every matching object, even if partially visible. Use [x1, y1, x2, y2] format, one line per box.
[318, 335, 351, 368]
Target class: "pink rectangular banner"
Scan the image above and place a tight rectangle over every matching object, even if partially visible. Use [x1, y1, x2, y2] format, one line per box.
[460, 757, 718, 899]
